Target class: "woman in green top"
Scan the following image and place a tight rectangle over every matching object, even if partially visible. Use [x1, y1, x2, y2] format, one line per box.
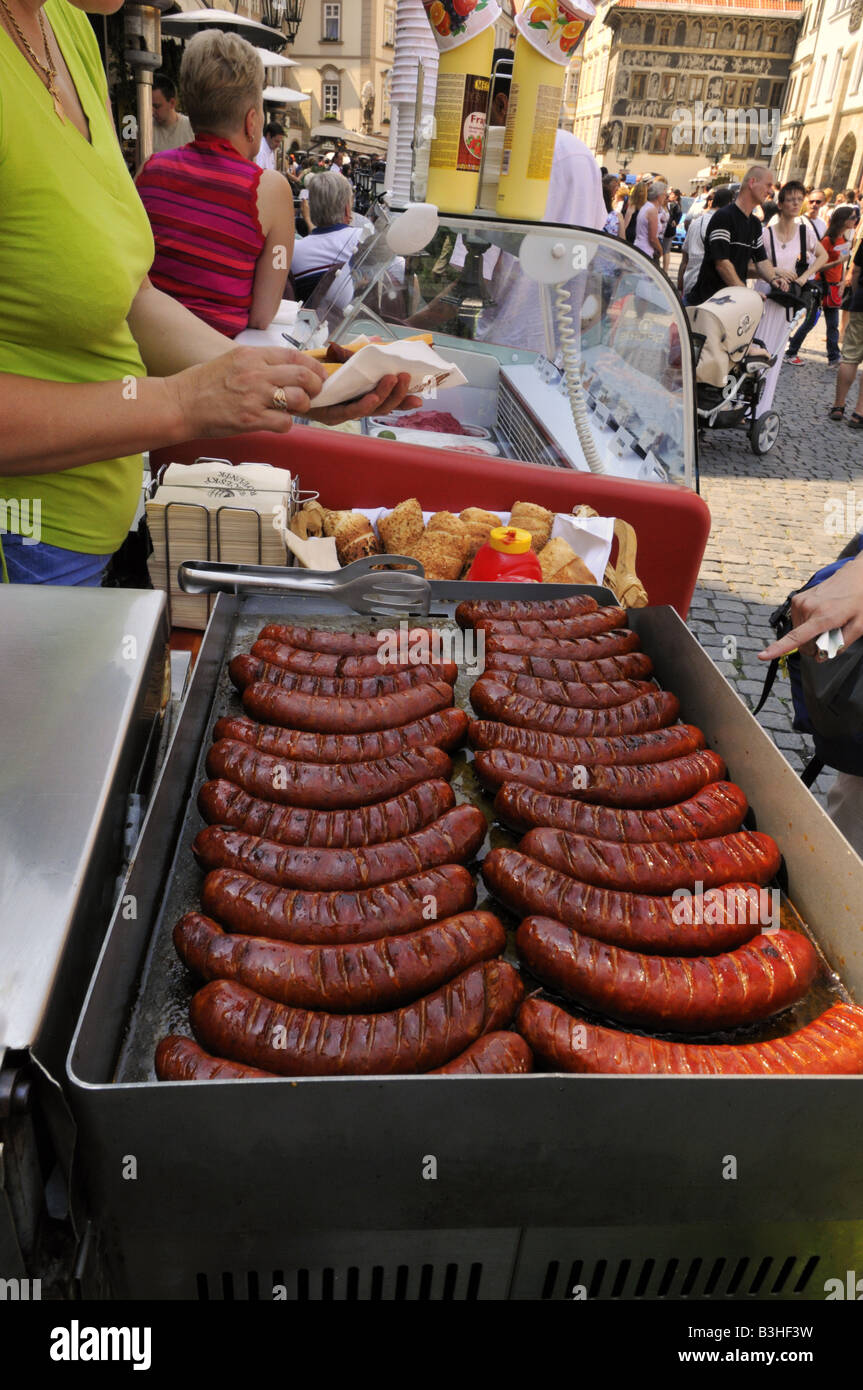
[0, 0, 416, 585]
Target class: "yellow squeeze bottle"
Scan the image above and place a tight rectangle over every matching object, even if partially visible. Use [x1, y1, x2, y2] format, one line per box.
[497, 0, 594, 221]
[422, 2, 499, 216]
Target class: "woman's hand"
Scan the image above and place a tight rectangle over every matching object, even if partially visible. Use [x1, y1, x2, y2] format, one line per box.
[303, 373, 423, 426]
[758, 552, 863, 661]
[169, 346, 327, 438]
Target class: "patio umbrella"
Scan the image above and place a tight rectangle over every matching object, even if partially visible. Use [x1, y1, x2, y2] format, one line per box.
[263, 86, 309, 104]
[255, 47, 297, 68]
[161, 8, 286, 49]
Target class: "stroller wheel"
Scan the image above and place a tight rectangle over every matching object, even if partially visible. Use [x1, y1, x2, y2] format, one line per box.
[750, 412, 780, 455]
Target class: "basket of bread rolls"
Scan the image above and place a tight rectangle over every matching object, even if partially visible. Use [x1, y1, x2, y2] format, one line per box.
[284, 497, 648, 606]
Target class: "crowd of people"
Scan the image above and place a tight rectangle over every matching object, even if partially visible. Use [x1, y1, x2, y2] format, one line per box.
[602, 166, 863, 430]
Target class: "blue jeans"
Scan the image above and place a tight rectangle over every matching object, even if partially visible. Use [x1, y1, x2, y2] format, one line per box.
[1, 533, 110, 586]
[786, 304, 840, 360]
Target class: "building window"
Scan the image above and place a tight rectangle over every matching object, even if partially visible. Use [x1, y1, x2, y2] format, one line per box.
[623, 124, 638, 150]
[322, 79, 340, 117]
[653, 127, 669, 154]
[322, 2, 340, 41]
[735, 27, 747, 50]
[660, 74, 676, 100]
[658, 25, 670, 46]
[703, 26, 716, 49]
[770, 81, 785, 108]
[811, 54, 827, 103]
[739, 82, 753, 106]
[383, 5, 395, 46]
[827, 51, 843, 99]
[725, 80, 737, 105]
[689, 75, 703, 100]
[630, 72, 646, 98]
[852, 44, 863, 94]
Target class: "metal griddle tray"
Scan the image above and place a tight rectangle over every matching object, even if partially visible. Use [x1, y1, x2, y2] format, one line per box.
[66, 583, 863, 1298]
[113, 600, 845, 1085]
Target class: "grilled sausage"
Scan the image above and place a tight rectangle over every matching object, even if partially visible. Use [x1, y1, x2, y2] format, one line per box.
[456, 595, 598, 627]
[243, 678, 453, 733]
[229, 655, 450, 697]
[494, 781, 749, 843]
[198, 778, 457, 848]
[212, 709, 469, 762]
[201, 864, 476, 944]
[485, 631, 640, 662]
[190, 963, 525, 1075]
[517, 996, 863, 1074]
[520, 827, 781, 894]
[155, 1035, 276, 1081]
[490, 672, 657, 709]
[430, 1032, 533, 1074]
[485, 651, 655, 683]
[482, 848, 766, 954]
[470, 723, 708, 769]
[258, 624, 438, 657]
[475, 609, 627, 639]
[205, 740, 452, 809]
[193, 806, 487, 890]
[174, 911, 506, 1012]
[516, 918, 818, 1033]
[474, 748, 724, 808]
[471, 680, 678, 737]
[251, 639, 457, 681]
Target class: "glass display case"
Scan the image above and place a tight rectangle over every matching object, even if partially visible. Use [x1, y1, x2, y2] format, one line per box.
[295, 207, 699, 490]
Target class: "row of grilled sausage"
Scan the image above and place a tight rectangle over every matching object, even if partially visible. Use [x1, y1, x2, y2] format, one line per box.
[455, 595, 863, 1074]
[155, 597, 863, 1078]
[156, 618, 530, 1080]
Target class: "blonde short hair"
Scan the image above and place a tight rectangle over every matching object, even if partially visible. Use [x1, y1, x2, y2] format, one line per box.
[180, 30, 264, 136]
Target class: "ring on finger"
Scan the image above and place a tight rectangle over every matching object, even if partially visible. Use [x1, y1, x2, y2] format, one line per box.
[272, 386, 290, 412]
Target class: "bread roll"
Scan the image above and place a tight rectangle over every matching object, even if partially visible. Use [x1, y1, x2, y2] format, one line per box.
[459, 507, 501, 560]
[406, 531, 468, 581]
[510, 501, 553, 552]
[378, 498, 425, 554]
[427, 511, 468, 541]
[333, 512, 380, 565]
[537, 537, 595, 586]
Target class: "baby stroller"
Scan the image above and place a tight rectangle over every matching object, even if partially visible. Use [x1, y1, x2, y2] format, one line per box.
[687, 287, 779, 456]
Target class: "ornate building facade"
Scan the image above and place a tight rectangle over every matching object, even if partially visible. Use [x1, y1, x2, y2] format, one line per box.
[573, 1, 803, 185]
[777, 0, 863, 191]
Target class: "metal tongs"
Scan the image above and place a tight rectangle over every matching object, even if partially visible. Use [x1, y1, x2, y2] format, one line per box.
[177, 555, 432, 617]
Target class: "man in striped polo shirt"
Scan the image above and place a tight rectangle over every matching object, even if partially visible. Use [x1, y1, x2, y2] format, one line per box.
[688, 167, 792, 308]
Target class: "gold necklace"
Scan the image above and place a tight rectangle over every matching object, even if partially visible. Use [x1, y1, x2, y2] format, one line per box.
[0, 0, 65, 122]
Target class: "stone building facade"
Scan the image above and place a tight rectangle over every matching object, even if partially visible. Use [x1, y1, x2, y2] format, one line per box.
[574, 1, 803, 186]
[777, 0, 863, 191]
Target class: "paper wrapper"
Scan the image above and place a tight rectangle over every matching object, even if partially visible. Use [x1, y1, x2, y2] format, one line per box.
[515, 0, 595, 65]
[311, 340, 468, 409]
[422, 0, 501, 53]
[548, 513, 614, 584]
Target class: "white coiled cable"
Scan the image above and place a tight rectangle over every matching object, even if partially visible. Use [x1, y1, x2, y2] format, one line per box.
[554, 281, 606, 475]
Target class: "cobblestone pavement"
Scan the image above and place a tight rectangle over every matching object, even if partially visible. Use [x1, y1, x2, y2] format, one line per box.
[684, 307, 863, 798]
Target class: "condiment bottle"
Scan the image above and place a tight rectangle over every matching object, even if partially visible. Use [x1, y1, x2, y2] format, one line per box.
[422, 0, 501, 215]
[468, 525, 543, 582]
[496, 0, 595, 221]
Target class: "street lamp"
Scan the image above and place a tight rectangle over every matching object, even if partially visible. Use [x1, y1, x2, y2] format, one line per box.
[262, 0, 305, 42]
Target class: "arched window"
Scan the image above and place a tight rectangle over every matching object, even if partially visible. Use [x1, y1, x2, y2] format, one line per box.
[674, 20, 686, 47]
[321, 65, 340, 120]
[751, 25, 762, 50]
[690, 20, 702, 47]
[719, 21, 734, 48]
[703, 24, 717, 49]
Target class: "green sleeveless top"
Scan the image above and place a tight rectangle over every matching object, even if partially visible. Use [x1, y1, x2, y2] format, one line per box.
[0, 0, 154, 554]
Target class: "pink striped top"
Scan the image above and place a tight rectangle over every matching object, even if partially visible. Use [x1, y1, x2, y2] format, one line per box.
[137, 133, 266, 337]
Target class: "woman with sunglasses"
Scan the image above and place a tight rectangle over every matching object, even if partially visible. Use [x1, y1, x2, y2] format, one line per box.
[783, 188, 830, 363]
[753, 181, 827, 418]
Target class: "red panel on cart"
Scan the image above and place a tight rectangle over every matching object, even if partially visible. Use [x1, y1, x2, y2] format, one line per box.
[150, 429, 710, 616]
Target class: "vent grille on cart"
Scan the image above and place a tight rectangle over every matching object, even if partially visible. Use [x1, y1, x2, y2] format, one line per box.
[496, 379, 570, 469]
[538, 1253, 821, 1300]
[196, 1262, 485, 1301]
